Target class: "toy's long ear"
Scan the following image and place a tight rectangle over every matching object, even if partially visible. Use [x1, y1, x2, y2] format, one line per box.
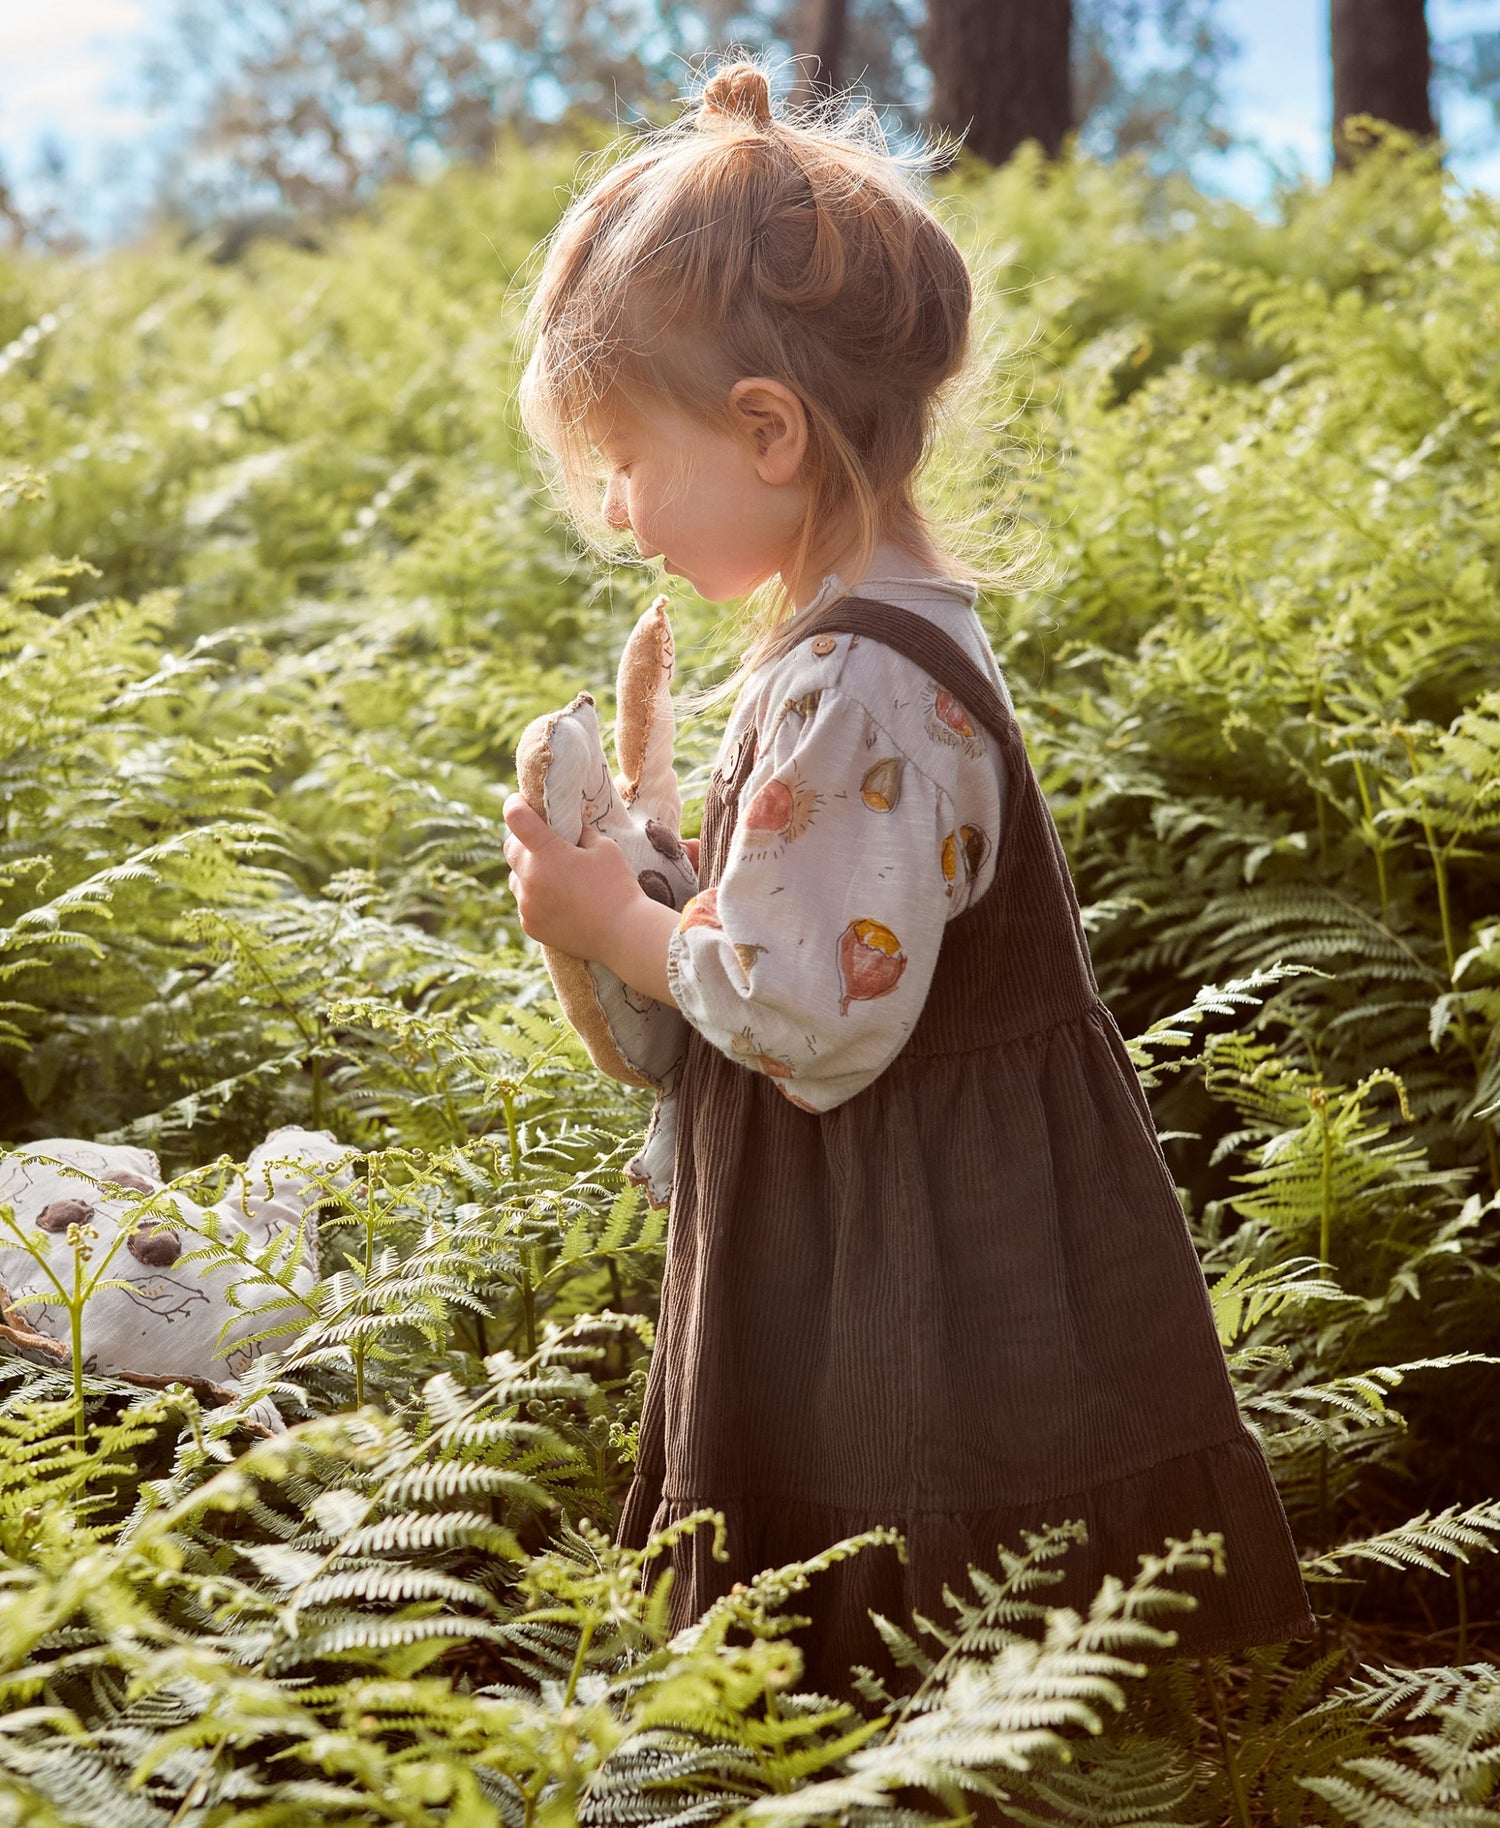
[614, 595, 681, 830]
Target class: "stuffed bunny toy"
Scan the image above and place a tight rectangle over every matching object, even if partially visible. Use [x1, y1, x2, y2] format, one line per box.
[514, 597, 696, 1207]
[0, 1126, 352, 1411]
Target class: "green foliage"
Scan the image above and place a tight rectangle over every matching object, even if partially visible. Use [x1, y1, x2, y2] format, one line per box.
[0, 134, 1498, 1820]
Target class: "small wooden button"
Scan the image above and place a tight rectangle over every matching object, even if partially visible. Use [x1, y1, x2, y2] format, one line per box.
[811, 634, 837, 656]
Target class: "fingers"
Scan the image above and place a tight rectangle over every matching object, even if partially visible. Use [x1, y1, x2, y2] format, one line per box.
[504, 794, 548, 890]
[683, 837, 700, 870]
[503, 793, 555, 847]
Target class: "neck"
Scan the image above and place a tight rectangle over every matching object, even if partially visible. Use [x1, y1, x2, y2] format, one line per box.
[782, 532, 947, 609]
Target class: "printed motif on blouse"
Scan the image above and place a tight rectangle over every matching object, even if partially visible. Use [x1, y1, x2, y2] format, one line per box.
[666, 585, 1010, 1113]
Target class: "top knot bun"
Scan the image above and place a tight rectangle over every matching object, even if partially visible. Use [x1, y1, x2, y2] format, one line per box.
[698, 63, 774, 130]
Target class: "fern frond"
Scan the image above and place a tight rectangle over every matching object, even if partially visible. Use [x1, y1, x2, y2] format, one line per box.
[1301, 1499, 1500, 1581]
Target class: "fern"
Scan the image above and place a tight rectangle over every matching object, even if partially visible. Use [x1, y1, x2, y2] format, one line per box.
[1, 130, 1500, 1824]
[1300, 1501, 1500, 1584]
[1300, 1663, 1500, 1825]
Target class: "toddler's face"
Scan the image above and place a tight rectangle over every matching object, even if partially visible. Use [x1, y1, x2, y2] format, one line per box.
[591, 393, 807, 603]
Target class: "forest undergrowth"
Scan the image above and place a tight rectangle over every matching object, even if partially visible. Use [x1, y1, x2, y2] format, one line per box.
[0, 130, 1497, 1823]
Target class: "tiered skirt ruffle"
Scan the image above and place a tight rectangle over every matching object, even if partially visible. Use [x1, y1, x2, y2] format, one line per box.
[617, 1428, 1315, 1701]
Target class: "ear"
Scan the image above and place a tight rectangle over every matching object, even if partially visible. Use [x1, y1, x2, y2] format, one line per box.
[729, 378, 808, 487]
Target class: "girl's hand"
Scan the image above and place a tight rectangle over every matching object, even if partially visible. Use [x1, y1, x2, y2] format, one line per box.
[684, 837, 700, 872]
[502, 794, 679, 1005]
[503, 795, 635, 959]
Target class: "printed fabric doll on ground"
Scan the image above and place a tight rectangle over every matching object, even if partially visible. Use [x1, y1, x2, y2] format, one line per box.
[0, 1126, 352, 1426]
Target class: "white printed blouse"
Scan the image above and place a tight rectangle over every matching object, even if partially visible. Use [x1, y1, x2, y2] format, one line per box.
[665, 573, 1013, 1113]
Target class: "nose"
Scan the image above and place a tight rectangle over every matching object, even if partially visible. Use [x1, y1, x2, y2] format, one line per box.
[602, 474, 631, 534]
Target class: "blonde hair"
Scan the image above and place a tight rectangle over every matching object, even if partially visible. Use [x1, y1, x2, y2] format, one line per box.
[517, 57, 976, 667]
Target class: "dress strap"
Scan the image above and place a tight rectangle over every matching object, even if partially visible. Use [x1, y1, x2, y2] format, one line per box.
[766, 594, 1015, 742]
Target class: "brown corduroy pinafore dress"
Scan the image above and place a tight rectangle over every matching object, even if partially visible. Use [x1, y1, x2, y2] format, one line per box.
[616, 597, 1315, 1699]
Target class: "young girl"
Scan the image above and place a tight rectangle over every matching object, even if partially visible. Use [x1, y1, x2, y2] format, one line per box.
[503, 60, 1314, 1700]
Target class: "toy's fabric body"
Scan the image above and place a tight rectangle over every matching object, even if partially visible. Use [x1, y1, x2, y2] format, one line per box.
[515, 598, 696, 1206]
[0, 1127, 348, 1394]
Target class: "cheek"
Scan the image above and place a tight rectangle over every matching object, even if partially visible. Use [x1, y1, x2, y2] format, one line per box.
[617, 471, 648, 520]
[635, 483, 685, 550]
[628, 482, 657, 531]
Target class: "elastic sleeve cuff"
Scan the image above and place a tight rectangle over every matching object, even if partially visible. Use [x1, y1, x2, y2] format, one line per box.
[666, 921, 767, 1066]
[665, 924, 706, 1033]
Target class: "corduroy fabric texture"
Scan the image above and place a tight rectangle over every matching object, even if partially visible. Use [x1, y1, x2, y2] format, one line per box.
[616, 597, 1316, 1701]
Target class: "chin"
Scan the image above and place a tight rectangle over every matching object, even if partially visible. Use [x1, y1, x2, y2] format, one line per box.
[692, 572, 771, 604]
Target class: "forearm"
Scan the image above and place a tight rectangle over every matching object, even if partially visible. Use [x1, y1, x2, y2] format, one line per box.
[599, 895, 680, 1007]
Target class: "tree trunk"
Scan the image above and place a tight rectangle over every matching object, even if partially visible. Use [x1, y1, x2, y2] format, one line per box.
[802, 0, 849, 96]
[922, 0, 1073, 164]
[1330, 0, 1436, 167]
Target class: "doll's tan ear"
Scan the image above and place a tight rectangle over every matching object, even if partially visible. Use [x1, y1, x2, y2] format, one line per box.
[614, 595, 681, 828]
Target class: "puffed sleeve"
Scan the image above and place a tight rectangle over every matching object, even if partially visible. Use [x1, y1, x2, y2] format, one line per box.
[666, 683, 996, 1112]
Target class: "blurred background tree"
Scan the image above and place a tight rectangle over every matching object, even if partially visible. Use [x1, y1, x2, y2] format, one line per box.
[922, 0, 1074, 163]
[0, 130, 88, 254]
[1073, 0, 1239, 167]
[1331, 0, 1434, 165]
[134, 0, 1244, 238]
[4, 0, 1491, 250]
[1432, 0, 1500, 157]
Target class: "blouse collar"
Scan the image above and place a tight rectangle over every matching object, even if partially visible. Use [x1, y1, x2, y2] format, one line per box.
[804, 570, 980, 613]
